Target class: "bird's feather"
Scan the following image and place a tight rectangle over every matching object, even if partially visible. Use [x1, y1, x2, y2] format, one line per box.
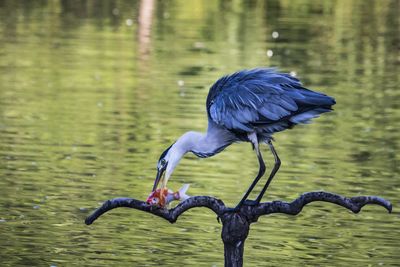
[206, 68, 335, 136]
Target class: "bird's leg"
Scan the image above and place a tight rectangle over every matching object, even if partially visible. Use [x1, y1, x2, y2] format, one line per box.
[232, 134, 266, 211]
[255, 140, 281, 203]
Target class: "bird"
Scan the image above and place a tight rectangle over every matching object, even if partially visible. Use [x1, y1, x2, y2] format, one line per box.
[152, 68, 335, 210]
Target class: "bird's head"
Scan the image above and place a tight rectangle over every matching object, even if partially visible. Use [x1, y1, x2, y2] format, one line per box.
[152, 142, 187, 191]
[152, 132, 201, 191]
[152, 145, 171, 191]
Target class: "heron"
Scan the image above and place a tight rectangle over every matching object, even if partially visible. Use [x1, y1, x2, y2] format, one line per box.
[152, 68, 335, 210]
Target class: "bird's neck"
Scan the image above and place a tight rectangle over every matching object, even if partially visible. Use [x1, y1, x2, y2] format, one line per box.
[164, 129, 233, 180]
[175, 131, 206, 153]
[178, 129, 232, 158]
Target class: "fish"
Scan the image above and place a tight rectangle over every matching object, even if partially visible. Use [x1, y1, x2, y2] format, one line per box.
[146, 184, 190, 207]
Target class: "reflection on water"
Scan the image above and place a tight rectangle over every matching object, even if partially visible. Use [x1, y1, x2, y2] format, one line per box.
[0, 0, 399, 266]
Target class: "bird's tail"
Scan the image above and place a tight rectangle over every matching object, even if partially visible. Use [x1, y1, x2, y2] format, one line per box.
[178, 184, 190, 201]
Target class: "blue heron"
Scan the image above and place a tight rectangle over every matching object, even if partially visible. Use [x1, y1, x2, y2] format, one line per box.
[152, 68, 335, 210]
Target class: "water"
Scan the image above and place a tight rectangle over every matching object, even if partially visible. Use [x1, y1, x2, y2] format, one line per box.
[0, 1, 399, 266]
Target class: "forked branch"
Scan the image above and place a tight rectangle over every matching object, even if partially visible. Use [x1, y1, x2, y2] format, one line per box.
[85, 191, 392, 225]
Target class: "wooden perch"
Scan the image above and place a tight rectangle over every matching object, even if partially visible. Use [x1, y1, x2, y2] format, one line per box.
[85, 192, 392, 267]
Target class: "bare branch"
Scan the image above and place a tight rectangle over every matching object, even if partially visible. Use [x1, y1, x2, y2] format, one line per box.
[252, 191, 392, 220]
[85, 196, 226, 225]
[85, 192, 391, 225]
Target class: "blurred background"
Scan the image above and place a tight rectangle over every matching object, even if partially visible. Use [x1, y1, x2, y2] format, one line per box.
[0, 0, 399, 266]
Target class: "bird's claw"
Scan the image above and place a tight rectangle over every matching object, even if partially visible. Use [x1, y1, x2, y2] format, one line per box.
[243, 199, 259, 206]
[221, 200, 259, 215]
[217, 207, 239, 222]
[224, 207, 240, 213]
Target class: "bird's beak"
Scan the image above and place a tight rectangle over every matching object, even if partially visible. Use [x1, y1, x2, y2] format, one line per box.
[152, 168, 165, 191]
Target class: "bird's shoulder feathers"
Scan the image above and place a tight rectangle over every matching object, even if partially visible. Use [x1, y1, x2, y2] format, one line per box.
[206, 68, 335, 134]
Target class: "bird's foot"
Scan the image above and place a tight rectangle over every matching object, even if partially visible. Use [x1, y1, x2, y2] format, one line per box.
[224, 207, 240, 213]
[243, 199, 260, 206]
[217, 206, 240, 222]
[221, 200, 260, 216]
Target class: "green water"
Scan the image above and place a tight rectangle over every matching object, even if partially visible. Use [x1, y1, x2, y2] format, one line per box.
[0, 0, 399, 266]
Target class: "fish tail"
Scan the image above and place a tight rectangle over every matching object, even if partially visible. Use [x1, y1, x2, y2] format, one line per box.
[178, 184, 190, 201]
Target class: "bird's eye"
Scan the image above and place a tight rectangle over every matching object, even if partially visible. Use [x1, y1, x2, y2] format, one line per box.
[160, 159, 166, 166]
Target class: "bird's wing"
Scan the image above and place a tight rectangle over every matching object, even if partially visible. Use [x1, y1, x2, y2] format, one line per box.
[206, 68, 335, 132]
